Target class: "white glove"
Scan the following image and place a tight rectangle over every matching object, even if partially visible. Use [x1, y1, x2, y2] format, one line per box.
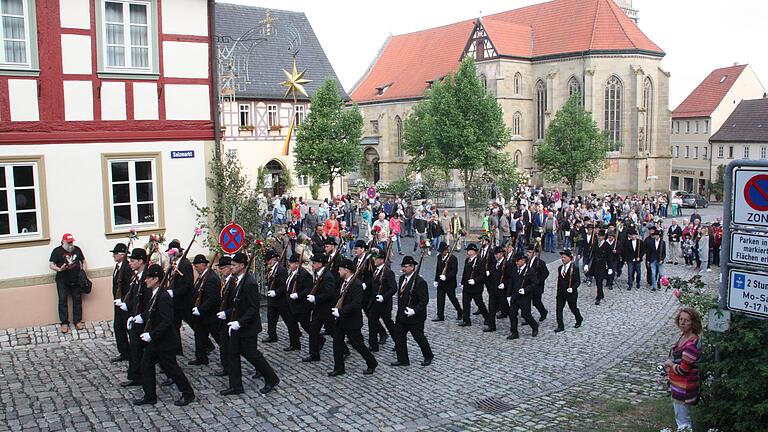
[506, 296, 512, 305]
[567, 288, 573, 294]
[439, 275, 446, 281]
[192, 307, 200, 316]
[518, 288, 525, 295]
[307, 294, 316, 303]
[227, 321, 241, 336]
[216, 311, 226, 320]
[486, 271, 490, 277]
[362, 283, 367, 290]
[391, 235, 397, 241]
[332, 308, 340, 318]
[468, 279, 475, 285]
[404, 307, 415, 316]
[120, 302, 128, 312]
[167, 290, 174, 298]
[290, 293, 299, 300]
[433, 281, 438, 288]
[583, 265, 589, 272]
[267, 290, 276, 297]
[608, 269, 613, 275]
[376, 295, 384, 303]
[140, 332, 151, 343]
[127, 316, 134, 330]
[113, 299, 123, 307]
[133, 315, 144, 325]
[498, 283, 505, 290]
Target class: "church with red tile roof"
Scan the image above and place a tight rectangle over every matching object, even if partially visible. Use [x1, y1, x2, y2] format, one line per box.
[351, 0, 672, 195]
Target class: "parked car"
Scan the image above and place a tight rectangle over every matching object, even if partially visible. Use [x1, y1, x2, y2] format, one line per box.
[680, 193, 709, 208]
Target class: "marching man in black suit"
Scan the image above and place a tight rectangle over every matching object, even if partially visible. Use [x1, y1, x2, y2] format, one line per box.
[303, 253, 337, 362]
[122, 248, 148, 388]
[133, 264, 195, 407]
[220, 252, 280, 396]
[189, 254, 222, 366]
[433, 243, 463, 321]
[554, 250, 583, 332]
[110, 242, 132, 363]
[623, 228, 644, 291]
[367, 249, 397, 352]
[328, 259, 378, 376]
[286, 252, 314, 351]
[213, 255, 233, 377]
[483, 246, 508, 332]
[526, 245, 549, 321]
[459, 243, 489, 327]
[505, 253, 539, 339]
[391, 256, 434, 367]
[353, 240, 389, 349]
[263, 250, 300, 349]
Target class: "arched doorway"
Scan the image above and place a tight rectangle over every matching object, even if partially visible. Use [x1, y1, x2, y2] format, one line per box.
[265, 159, 285, 196]
[364, 147, 380, 183]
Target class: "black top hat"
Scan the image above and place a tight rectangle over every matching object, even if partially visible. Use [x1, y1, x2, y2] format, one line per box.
[264, 249, 279, 262]
[232, 252, 248, 264]
[323, 237, 338, 246]
[288, 253, 301, 263]
[129, 248, 148, 261]
[311, 253, 327, 264]
[560, 249, 573, 258]
[217, 256, 232, 267]
[465, 243, 478, 252]
[166, 239, 183, 253]
[339, 258, 355, 272]
[353, 240, 368, 249]
[400, 255, 417, 266]
[513, 252, 528, 262]
[145, 263, 164, 279]
[110, 243, 128, 254]
[493, 246, 504, 254]
[192, 254, 209, 265]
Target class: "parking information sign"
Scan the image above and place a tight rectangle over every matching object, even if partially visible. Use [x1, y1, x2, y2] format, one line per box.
[728, 269, 768, 315]
[733, 169, 768, 227]
[730, 232, 768, 266]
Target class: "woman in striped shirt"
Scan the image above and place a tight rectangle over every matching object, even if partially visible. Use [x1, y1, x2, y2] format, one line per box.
[664, 306, 703, 431]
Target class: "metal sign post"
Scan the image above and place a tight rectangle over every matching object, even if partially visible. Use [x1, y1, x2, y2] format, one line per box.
[721, 160, 768, 320]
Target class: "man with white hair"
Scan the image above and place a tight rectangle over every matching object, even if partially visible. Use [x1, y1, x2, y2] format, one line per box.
[49, 233, 87, 333]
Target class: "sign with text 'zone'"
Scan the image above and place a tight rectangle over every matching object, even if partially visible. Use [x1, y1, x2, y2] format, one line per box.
[733, 169, 768, 227]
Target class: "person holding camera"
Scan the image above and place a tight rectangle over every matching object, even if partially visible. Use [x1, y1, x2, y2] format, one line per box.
[663, 307, 702, 431]
[49, 233, 87, 333]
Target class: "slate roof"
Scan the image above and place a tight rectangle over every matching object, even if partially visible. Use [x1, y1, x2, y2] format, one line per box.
[709, 98, 768, 143]
[215, 3, 347, 101]
[350, 0, 664, 104]
[672, 64, 748, 119]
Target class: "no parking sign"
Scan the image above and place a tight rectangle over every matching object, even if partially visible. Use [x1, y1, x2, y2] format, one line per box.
[732, 170, 768, 227]
[219, 223, 245, 254]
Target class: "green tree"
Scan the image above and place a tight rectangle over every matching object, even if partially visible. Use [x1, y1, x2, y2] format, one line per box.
[711, 164, 725, 200]
[294, 78, 363, 197]
[402, 56, 511, 228]
[534, 93, 611, 196]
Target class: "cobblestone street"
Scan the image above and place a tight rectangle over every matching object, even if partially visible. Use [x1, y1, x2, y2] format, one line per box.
[0, 239, 717, 432]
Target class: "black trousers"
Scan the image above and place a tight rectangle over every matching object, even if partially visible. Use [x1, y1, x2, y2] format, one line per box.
[291, 311, 312, 336]
[365, 305, 395, 348]
[436, 285, 462, 319]
[461, 291, 488, 324]
[486, 287, 509, 329]
[593, 271, 606, 300]
[308, 316, 331, 357]
[141, 349, 194, 400]
[218, 319, 230, 373]
[556, 293, 583, 327]
[114, 307, 130, 357]
[393, 321, 433, 364]
[266, 302, 300, 348]
[127, 326, 145, 382]
[509, 300, 538, 336]
[194, 318, 226, 364]
[227, 333, 279, 390]
[333, 326, 377, 372]
[531, 289, 548, 318]
[56, 280, 81, 324]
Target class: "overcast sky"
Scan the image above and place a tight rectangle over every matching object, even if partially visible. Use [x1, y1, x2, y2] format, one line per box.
[218, 0, 767, 109]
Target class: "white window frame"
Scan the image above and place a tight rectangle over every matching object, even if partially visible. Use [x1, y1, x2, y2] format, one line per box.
[0, 161, 42, 240]
[703, 146, 708, 160]
[238, 103, 251, 127]
[673, 146, 679, 158]
[718, 146, 724, 159]
[297, 174, 310, 187]
[704, 120, 709, 134]
[744, 145, 750, 159]
[107, 158, 158, 230]
[685, 146, 690, 158]
[694, 147, 699, 159]
[267, 104, 278, 128]
[294, 105, 305, 127]
[0, 0, 33, 69]
[101, 0, 153, 73]
[761, 146, 767, 160]
[695, 121, 699, 133]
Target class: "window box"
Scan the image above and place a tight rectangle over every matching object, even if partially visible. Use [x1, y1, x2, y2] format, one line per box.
[269, 125, 282, 132]
[238, 125, 255, 132]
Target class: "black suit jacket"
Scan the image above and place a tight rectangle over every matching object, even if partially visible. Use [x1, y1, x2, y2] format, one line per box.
[311, 233, 325, 255]
[353, 253, 374, 301]
[623, 238, 645, 262]
[265, 264, 289, 306]
[396, 274, 428, 324]
[231, 272, 263, 337]
[335, 278, 364, 330]
[527, 255, 549, 294]
[112, 261, 133, 300]
[286, 267, 314, 315]
[435, 254, 458, 290]
[645, 238, 666, 263]
[461, 256, 485, 294]
[194, 269, 221, 321]
[170, 257, 194, 312]
[125, 271, 148, 317]
[144, 289, 180, 352]
[370, 264, 396, 311]
[310, 268, 337, 320]
[556, 263, 581, 297]
[507, 265, 535, 303]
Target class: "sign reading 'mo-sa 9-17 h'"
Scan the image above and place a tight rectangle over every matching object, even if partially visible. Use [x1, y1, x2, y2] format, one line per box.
[722, 161, 768, 320]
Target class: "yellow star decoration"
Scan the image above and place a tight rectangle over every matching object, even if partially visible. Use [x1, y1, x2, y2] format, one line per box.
[280, 58, 312, 99]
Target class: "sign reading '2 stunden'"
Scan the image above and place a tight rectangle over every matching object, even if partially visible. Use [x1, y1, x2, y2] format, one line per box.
[728, 269, 768, 315]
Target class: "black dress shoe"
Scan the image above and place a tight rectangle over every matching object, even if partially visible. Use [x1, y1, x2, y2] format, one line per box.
[301, 356, 320, 362]
[327, 370, 346, 377]
[420, 358, 433, 366]
[472, 310, 482, 315]
[554, 326, 565, 333]
[539, 313, 548, 322]
[120, 380, 141, 387]
[174, 394, 195, 406]
[343, 350, 351, 359]
[188, 359, 208, 366]
[482, 327, 496, 332]
[522, 321, 529, 326]
[575, 321, 583, 328]
[455, 314, 463, 321]
[506, 334, 519, 340]
[161, 378, 174, 387]
[379, 334, 388, 344]
[389, 361, 410, 367]
[496, 313, 508, 319]
[594, 299, 601, 305]
[252, 371, 262, 379]
[262, 337, 278, 343]
[220, 387, 244, 396]
[607, 286, 614, 290]
[368, 345, 379, 352]
[213, 369, 228, 377]
[283, 346, 300, 352]
[133, 396, 157, 406]
[320, 330, 332, 336]
[431, 317, 445, 322]
[110, 355, 128, 363]
[259, 378, 279, 394]
[364, 365, 377, 374]
[458, 322, 471, 327]
[531, 327, 539, 337]
[318, 337, 326, 351]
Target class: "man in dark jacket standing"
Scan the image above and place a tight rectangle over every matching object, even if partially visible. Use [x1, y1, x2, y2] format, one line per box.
[220, 252, 280, 396]
[505, 253, 539, 339]
[391, 256, 433, 367]
[433, 243, 463, 321]
[328, 259, 378, 376]
[110, 242, 132, 362]
[286, 253, 313, 350]
[554, 250, 583, 332]
[459, 243, 489, 327]
[526, 245, 549, 321]
[133, 264, 195, 407]
[367, 250, 397, 352]
[165, 239, 195, 353]
[189, 254, 222, 366]
[303, 253, 337, 362]
[262, 250, 299, 349]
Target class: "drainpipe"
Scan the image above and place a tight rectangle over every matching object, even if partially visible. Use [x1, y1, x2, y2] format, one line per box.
[209, 0, 221, 160]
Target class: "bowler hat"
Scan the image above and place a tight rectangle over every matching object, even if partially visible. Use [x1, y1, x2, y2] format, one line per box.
[264, 250, 279, 262]
[311, 253, 327, 264]
[217, 256, 232, 267]
[438, 243, 449, 252]
[560, 249, 573, 258]
[400, 255, 417, 267]
[129, 248, 148, 261]
[353, 240, 368, 249]
[465, 243, 478, 252]
[339, 258, 355, 272]
[110, 243, 128, 254]
[288, 253, 301, 263]
[145, 264, 164, 279]
[493, 246, 504, 254]
[232, 252, 248, 264]
[323, 237, 338, 246]
[192, 254, 209, 265]
[166, 239, 184, 253]
[513, 252, 528, 262]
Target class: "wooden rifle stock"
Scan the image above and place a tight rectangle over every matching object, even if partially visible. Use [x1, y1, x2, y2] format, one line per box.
[194, 252, 219, 308]
[114, 238, 134, 300]
[405, 249, 428, 308]
[126, 242, 158, 314]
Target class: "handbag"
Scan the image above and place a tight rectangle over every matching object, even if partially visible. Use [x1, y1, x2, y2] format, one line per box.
[78, 269, 93, 294]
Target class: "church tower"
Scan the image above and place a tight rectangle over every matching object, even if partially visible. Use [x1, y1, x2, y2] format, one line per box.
[614, 0, 639, 23]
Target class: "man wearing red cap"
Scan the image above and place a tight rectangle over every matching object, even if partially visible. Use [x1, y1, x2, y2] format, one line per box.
[49, 233, 87, 333]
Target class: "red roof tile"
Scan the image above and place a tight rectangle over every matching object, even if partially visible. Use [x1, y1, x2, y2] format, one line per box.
[672, 64, 749, 118]
[351, 0, 664, 103]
